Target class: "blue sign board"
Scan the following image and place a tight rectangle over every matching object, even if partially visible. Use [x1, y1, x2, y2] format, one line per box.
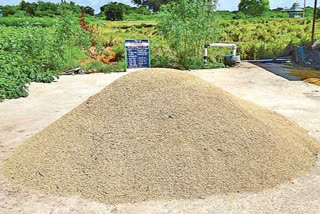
[125, 39, 150, 69]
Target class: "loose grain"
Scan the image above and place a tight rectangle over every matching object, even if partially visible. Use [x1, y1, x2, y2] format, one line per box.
[3, 69, 320, 204]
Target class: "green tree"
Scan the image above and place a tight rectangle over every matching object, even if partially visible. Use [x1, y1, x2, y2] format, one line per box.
[34, 2, 58, 17]
[81, 6, 95, 16]
[57, 1, 81, 16]
[1, 1, 85, 17]
[130, 6, 152, 15]
[238, 0, 270, 16]
[158, 0, 219, 68]
[132, 0, 175, 12]
[1, 5, 19, 16]
[101, 2, 131, 20]
[19, 1, 37, 16]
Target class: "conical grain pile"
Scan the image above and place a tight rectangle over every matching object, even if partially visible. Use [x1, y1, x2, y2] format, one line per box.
[2, 69, 320, 204]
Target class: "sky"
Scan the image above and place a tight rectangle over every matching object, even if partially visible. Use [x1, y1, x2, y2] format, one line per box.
[0, 0, 317, 13]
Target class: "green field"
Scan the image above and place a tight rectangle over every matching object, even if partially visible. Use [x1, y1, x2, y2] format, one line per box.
[86, 17, 320, 64]
[1, 16, 320, 100]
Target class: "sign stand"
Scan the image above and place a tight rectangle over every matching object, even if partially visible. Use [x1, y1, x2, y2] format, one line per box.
[125, 39, 150, 72]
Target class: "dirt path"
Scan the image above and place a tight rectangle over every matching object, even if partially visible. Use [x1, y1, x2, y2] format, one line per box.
[1, 63, 320, 214]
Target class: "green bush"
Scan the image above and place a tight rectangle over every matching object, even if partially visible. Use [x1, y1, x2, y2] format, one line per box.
[0, 17, 91, 100]
[158, 0, 219, 69]
[0, 17, 56, 27]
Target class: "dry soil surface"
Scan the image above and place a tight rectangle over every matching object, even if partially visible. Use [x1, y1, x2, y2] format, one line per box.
[1, 63, 320, 214]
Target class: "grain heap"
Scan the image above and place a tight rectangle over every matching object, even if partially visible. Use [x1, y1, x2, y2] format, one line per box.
[2, 69, 319, 204]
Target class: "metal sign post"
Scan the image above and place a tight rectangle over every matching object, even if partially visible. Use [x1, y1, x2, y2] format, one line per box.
[312, 0, 318, 44]
[125, 39, 150, 71]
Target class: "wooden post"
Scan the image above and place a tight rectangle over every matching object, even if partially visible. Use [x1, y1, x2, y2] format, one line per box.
[312, 0, 318, 44]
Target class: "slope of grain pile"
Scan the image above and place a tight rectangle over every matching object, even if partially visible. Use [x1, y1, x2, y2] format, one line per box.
[2, 69, 320, 204]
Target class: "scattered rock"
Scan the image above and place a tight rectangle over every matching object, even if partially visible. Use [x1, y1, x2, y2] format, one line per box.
[64, 67, 86, 75]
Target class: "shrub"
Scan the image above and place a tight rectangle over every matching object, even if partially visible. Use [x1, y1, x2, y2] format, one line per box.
[0, 17, 91, 100]
[0, 17, 56, 27]
[158, 0, 219, 69]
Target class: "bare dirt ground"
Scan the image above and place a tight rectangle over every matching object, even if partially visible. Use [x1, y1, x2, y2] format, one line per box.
[1, 62, 320, 214]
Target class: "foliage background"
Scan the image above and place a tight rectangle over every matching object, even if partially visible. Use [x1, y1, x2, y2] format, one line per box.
[158, 0, 220, 69]
[239, 0, 270, 17]
[1, 1, 320, 100]
[0, 17, 91, 100]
